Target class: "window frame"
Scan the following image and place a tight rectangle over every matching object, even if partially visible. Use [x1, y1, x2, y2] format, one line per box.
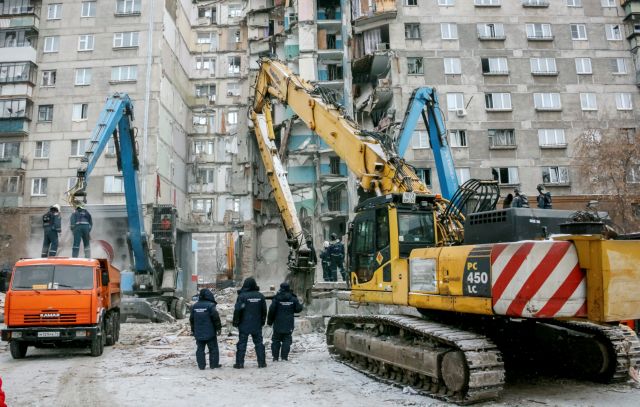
[526, 23, 553, 40]
[567, 0, 582, 7]
[412, 130, 430, 149]
[116, 0, 142, 15]
[41, 70, 56, 87]
[538, 129, 567, 148]
[446, 93, 464, 111]
[407, 57, 424, 75]
[103, 175, 125, 194]
[485, 93, 512, 111]
[542, 166, 570, 185]
[443, 58, 461, 75]
[615, 93, 633, 111]
[530, 57, 558, 75]
[580, 93, 598, 111]
[611, 58, 627, 75]
[70, 139, 86, 157]
[78, 34, 95, 52]
[43, 36, 59, 53]
[37, 105, 53, 122]
[113, 31, 139, 48]
[34, 141, 50, 159]
[534, 92, 562, 111]
[570, 24, 588, 41]
[111, 65, 138, 82]
[488, 129, 516, 148]
[605, 24, 622, 41]
[47, 3, 62, 20]
[440, 23, 458, 40]
[72, 103, 89, 121]
[404, 23, 421, 40]
[81, 1, 96, 18]
[481, 57, 509, 75]
[477, 23, 505, 40]
[31, 178, 47, 196]
[75, 68, 92, 86]
[449, 130, 467, 147]
[492, 167, 519, 185]
[575, 57, 592, 75]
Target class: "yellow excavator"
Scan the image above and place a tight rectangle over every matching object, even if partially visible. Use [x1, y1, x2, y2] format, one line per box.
[251, 57, 640, 404]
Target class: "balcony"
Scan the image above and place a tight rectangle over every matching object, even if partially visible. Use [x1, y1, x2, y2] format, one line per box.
[0, 1, 37, 17]
[0, 118, 30, 136]
[478, 34, 506, 41]
[352, 0, 397, 28]
[0, 156, 25, 169]
[522, 0, 549, 7]
[623, 0, 640, 21]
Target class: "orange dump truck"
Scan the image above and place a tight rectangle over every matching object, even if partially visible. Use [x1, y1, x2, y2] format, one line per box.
[1, 257, 121, 358]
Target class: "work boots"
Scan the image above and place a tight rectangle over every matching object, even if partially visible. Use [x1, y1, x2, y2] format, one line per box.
[233, 363, 243, 369]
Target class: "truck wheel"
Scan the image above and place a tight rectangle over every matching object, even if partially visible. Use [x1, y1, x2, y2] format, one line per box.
[105, 313, 115, 346]
[171, 297, 187, 319]
[114, 313, 121, 343]
[9, 341, 28, 359]
[90, 322, 105, 357]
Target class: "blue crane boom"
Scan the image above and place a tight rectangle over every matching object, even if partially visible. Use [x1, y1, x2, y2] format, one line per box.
[396, 87, 459, 201]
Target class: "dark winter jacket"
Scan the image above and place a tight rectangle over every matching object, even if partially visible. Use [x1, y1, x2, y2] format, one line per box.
[537, 192, 552, 209]
[190, 289, 222, 341]
[70, 208, 93, 229]
[43, 210, 62, 233]
[233, 277, 267, 334]
[267, 283, 303, 334]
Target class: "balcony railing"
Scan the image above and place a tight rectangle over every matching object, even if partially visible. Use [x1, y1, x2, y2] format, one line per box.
[522, 0, 549, 7]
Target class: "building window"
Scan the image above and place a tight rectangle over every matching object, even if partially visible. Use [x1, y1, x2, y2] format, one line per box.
[610, 58, 627, 74]
[616, 93, 633, 110]
[443, 58, 461, 75]
[227, 110, 238, 127]
[35, 141, 50, 158]
[81, 1, 96, 18]
[485, 93, 512, 110]
[228, 56, 241, 75]
[195, 84, 216, 102]
[492, 167, 519, 185]
[534, 93, 561, 110]
[197, 168, 215, 184]
[475, 0, 501, 6]
[441, 23, 458, 40]
[481, 57, 508, 75]
[0, 62, 34, 84]
[542, 167, 569, 184]
[412, 130, 429, 149]
[449, 130, 467, 147]
[226, 82, 240, 96]
[43, 36, 59, 53]
[41, 70, 56, 87]
[67, 177, 79, 191]
[570, 24, 587, 40]
[407, 57, 423, 75]
[31, 178, 47, 196]
[456, 168, 471, 184]
[405, 0, 418, 5]
[38, 105, 53, 122]
[228, 4, 242, 18]
[575, 58, 592, 74]
[446, 93, 464, 111]
[192, 198, 214, 215]
[489, 129, 516, 148]
[330, 156, 341, 175]
[104, 175, 125, 194]
[526, 23, 552, 39]
[70, 139, 85, 157]
[193, 140, 215, 155]
[405, 23, 420, 39]
[111, 65, 137, 82]
[196, 57, 215, 76]
[538, 129, 566, 147]
[477, 23, 505, 39]
[113, 32, 139, 48]
[75, 68, 92, 86]
[47, 3, 62, 20]
[72, 103, 89, 121]
[0, 142, 20, 160]
[567, 0, 582, 7]
[601, 0, 615, 7]
[438, 0, 454, 5]
[606, 24, 622, 41]
[530, 57, 557, 75]
[116, 0, 141, 15]
[415, 168, 432, 187]
[78, 34, 95, 51]
[106, 139, 116, 156]
[580, 93, 597, 111]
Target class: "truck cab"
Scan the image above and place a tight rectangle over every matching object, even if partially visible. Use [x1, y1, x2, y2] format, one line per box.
[1, 257, 121, 358]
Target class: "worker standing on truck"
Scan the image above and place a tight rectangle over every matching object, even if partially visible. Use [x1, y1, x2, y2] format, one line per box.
[511, 188, 530, 208]
[41, 204, 62, 257]
[233, 277, 267, 369]
[267, 282, 303, 362]
[536, 184, 553, 209]
[71, 204, 93, 258]
[190, 288, 222, 370]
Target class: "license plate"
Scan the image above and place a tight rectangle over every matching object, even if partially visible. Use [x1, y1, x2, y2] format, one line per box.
[37, 331, 60, 338]
[402, 191, 416, 204]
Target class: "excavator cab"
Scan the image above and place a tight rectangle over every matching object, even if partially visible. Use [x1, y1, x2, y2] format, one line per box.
[348, 194, 437, 288]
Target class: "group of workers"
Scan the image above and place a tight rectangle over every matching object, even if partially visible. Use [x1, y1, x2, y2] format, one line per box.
[503, 184, 553, 209]
[41, 204, 93, 258]
[319, 233, 346, 282]
[190, 277, 303, 370]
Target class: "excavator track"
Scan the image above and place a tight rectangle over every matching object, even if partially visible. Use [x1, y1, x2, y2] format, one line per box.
[543, 320, 640, 383]
[326, 315, 505, 405]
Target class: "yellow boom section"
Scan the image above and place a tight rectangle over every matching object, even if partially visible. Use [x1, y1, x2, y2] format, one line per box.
[252, 58, 429, 196]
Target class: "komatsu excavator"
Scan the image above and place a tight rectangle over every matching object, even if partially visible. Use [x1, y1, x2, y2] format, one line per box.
[251, 58, 640, 404]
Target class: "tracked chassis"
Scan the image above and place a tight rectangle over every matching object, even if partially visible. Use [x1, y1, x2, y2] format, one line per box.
[326, 315, 505, 404]
[327, 315, 640, 404]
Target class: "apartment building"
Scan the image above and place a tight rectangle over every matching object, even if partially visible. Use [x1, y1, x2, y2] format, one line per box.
[351, 0, 640, 207]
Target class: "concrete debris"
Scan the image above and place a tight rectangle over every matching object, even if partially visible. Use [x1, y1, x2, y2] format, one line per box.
[402, 386, 418, 395]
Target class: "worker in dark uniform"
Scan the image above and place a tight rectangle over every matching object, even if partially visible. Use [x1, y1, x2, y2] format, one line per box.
[233, 277, 267, 369]
[41, 204, 62, 257]
[502, 193, 513, 209]
[190, 288, 222, 370]
[329, 233, 345, 282]
[320, 241, 331, 281]
[267, 282, 303, 362]
[511, 188, 530, 208]
[305, 238, 317, 265]
[536, 184, 553, 209]
[70, 204, 93, 258]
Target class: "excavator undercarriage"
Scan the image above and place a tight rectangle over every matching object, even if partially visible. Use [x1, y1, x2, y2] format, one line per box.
[327, 314, 640, 404]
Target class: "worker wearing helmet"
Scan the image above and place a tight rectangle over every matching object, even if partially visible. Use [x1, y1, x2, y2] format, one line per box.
[70, 204, 93, 258]
[329, 233, 345, 282]
[320, 241, 331, 281]
[41, 204, 62, 257]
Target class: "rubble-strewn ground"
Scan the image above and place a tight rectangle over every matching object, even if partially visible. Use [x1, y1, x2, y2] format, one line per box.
[1, 287, 640, 406]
